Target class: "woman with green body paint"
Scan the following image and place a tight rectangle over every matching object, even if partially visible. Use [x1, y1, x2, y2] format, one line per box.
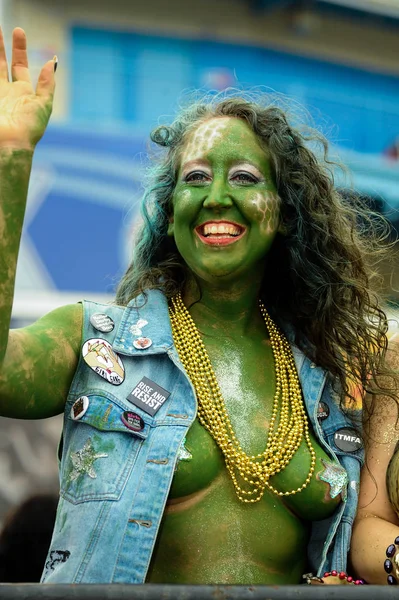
[0, 27, 399, 586]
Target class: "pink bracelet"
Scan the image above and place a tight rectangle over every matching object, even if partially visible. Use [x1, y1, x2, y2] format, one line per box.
[323, 570, 366, 585]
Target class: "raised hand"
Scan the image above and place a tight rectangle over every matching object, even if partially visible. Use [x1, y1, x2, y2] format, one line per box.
[0, 27, 56, 151]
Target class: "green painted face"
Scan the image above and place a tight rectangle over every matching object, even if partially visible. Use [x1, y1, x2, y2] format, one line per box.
[169, 117, 281, 284]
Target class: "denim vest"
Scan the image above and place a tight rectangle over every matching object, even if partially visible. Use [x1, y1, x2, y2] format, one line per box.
[42, 290, 363, 583]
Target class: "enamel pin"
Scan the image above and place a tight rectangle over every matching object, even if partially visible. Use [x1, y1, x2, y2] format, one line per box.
[121, 411, 144, 432]
[90, 313, 115, 333]
[71, 395, 89, 420]
[82, 338, 125, 385]
[133, 337, 152, 350]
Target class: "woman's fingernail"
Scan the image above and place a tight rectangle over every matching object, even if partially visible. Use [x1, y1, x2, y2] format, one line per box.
[53, 55, 58, 72]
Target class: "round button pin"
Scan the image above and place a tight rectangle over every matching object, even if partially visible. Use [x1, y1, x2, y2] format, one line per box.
[133, 337, 152, 350]
[317, 401, 330, 421]
[71, 396, 89, 421]
[90, 313, 115, 333]
[334, 427, 362, 453]
[121, 411, 144, 432]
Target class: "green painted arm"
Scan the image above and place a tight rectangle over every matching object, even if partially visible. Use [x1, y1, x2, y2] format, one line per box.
[0, 28, 80, 419]
[0, 150, 82, 418]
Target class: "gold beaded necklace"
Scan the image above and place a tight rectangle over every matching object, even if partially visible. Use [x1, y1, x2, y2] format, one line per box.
[168, 292, 316, 503]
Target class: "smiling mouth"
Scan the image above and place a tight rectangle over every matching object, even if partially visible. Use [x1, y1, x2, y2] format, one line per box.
[195, 221, 246, 246]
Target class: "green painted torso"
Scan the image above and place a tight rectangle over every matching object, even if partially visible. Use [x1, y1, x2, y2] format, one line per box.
[147, 327, 341, 584]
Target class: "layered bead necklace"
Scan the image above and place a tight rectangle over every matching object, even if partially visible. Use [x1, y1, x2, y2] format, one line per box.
[168, 292, 316, 503]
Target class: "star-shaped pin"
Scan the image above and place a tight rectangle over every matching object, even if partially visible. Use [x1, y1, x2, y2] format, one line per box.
[177, 437, 192, 463]
[319, 459, 348, 501]
[69, 438, 108, 481]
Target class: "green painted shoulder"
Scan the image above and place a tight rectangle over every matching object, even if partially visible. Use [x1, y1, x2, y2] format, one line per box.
[0, 303, 83, 419]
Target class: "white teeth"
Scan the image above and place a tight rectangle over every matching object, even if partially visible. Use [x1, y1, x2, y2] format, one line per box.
[202, 223, 242, 236]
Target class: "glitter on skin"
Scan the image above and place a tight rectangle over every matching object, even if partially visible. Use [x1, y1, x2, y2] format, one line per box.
[380, 423, 398, 445]
[213, 347, 260, 454]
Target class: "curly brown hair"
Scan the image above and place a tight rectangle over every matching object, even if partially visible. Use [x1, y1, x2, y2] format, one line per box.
[116, 93, 397, 407]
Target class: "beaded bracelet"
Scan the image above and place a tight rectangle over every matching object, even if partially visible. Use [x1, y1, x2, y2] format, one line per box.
[303, 571, 366, 585]
[384, 536, 399, 585]
[323, 570, 366, 585]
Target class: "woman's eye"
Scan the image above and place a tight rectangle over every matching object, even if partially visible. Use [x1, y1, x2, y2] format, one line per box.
[184, 171, 210, 183]
[231, 172, 259, 184]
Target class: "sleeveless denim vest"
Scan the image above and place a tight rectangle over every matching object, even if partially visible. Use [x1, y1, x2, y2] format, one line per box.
[41, 290, 363, 583]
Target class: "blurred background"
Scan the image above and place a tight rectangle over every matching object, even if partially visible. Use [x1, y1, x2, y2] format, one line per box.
[1, 0, 399, 528]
